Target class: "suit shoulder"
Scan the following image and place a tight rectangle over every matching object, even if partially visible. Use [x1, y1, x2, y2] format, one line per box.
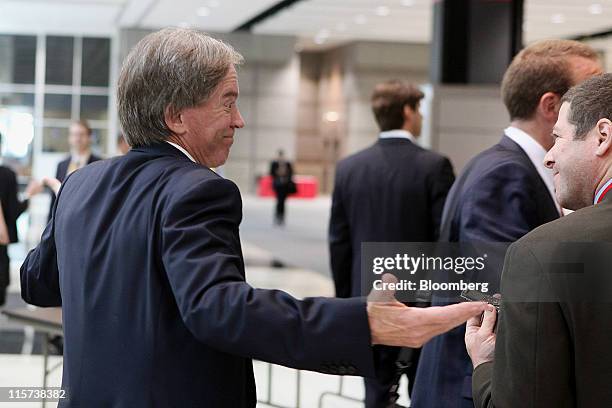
[521, 204, 610, 244]
[335, 144, 377, 172]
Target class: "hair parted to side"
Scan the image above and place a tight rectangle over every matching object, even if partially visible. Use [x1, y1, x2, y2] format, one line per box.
[72, 119, 92, 135]
[371, 80, 424, 131]
[501, 39, 598, 121]
[117, 28, 244, 147]
[561, 73, 612, 140]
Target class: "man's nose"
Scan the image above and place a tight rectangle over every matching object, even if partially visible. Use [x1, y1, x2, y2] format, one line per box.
[233, 108, 245, 129]
[543, 150, 554, 169]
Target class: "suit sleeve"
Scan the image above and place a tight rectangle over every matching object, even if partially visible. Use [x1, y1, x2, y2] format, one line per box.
[472, 241, 573, 408]
[427, 157, 455, 241]
[5, 170, 28, 228]
[328, 167, 352, 298]
[459, 163, 540, 242]
[161, 176, 375, 376]
[20, 179, 63, 307]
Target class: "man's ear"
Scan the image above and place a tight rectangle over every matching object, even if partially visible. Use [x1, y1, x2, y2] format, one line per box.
[538, 92, 561, 122]
[403, 105, 415, 123]
[595, 118, 612, 157]
[164, 105, 186, 135]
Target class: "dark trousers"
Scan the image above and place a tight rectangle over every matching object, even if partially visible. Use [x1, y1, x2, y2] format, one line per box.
[365, 346, 421, 408]
[274, 191, 287, 222]
[0, 245, 9, 306]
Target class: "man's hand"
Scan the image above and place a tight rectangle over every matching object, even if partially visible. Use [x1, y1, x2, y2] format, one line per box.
[24, 179, 44, 198]
[367, 274, 488, 348]
[42, 177, 62, 195]
[465, 304, 497, 368]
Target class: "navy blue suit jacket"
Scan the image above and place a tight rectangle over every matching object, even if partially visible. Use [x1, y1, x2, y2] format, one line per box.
[329, 138, 455, 298]
[411, 135, 560, 408]
[21, 142, 375, 407]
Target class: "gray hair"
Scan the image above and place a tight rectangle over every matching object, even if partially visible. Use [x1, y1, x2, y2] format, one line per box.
[117, 28, 244, 147]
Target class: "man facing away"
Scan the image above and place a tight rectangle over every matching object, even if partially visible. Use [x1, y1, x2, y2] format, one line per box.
[329, 80, 455, 407]
[411, 39, 602, 408]
[468, 72, 612, 408]
[20, 28, 486, 408]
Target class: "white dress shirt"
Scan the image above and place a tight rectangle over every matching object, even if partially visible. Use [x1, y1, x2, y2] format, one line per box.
[379, 129, 416, 143]
[166, 141, 196, 163]
[504, 126, 561, 215]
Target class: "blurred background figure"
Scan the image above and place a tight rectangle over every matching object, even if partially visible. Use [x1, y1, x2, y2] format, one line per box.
[0, 132, 43, 306]
[117, 134, 130, 155]
[47, 120, 102, 218]
[329, 80, 455, 407]
[269, 149, 295, 226]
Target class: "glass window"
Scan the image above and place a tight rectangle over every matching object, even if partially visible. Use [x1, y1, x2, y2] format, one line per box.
[0, 35, 36, 84]
[44, 94, 72, 119]
[81, 38, 110, 87]
[45, 36, 74, 85]
[80, 95, 108, 121]
[0, 93, 35, 160]
[42, 127, 69, 152]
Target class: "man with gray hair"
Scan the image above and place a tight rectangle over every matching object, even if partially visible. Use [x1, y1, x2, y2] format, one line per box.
[20, 28, 485, 407]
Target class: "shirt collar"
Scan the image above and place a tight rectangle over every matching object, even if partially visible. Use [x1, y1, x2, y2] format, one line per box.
[379, 129, 416, 143]
[594, 178, 612, 205]
[504, 126, 561, 214]
[71, 151, 91, 164]
[166, 141, 196, 163]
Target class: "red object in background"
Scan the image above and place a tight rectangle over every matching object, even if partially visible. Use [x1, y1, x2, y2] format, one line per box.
[258, 175, 318, 198]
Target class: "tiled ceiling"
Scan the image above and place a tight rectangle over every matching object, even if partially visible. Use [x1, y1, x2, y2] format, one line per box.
[0, 0, 610, 47]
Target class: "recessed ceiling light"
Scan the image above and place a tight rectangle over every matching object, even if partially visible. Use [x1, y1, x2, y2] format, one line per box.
[588, 3, 603, 14]
[551, 13, 565, 24]
[376, 6, 390, 16]
[178, 22, 191, 28]
[207, 0, 220, 7]
[401, 0, 415, 6]
[318, 29, 330, 37]
[197, 6, 211, 16]
[335, 22, 347, 32]
[314, 36, 327, 45]
[355, 14, 367, 24]
[324, 111, 340, 122]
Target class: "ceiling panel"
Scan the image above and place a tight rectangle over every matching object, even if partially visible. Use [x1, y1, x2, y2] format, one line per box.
[0, 0, 126, 35]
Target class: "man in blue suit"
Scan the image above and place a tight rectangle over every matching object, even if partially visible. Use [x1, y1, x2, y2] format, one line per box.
[20, 28, 486, 407]
[411, 39, 602, 408]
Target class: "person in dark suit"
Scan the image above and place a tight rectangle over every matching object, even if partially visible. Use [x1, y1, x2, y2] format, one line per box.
[20, 28, 486, 407]
[411, 39, 602, 408]
[329, 79, 455, 407]
[0, 133, 43, 306]
[47, 120, 101, 220]
[467, 73, 612, 407]
[269, 149, 294, 225]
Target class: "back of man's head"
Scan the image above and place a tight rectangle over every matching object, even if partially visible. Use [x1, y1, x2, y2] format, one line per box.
[117, 28, 243, 148]
[561, 73, 612, 141]
[501, 39, 599, 121]
[371, 80, 424, 131]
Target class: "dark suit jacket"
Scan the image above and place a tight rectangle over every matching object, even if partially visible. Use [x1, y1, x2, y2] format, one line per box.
[21, 142, 375, 407]
[473, 194, 612, 407]
[0, 165, 28, 244]
[411, 135, 560, 408]
[48, 153, 101, 221]
[269, 160, 294, 193]
[329, 137, 455, 299]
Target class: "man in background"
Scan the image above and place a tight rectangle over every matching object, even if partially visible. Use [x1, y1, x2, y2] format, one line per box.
[412, 39, 602, 408]
[0, 132, 43, 305]
[329, 80, 455, 407]
[468, 72, 612, 407]
[48, 120, 101, 219]
[270, 149, 294, 226]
